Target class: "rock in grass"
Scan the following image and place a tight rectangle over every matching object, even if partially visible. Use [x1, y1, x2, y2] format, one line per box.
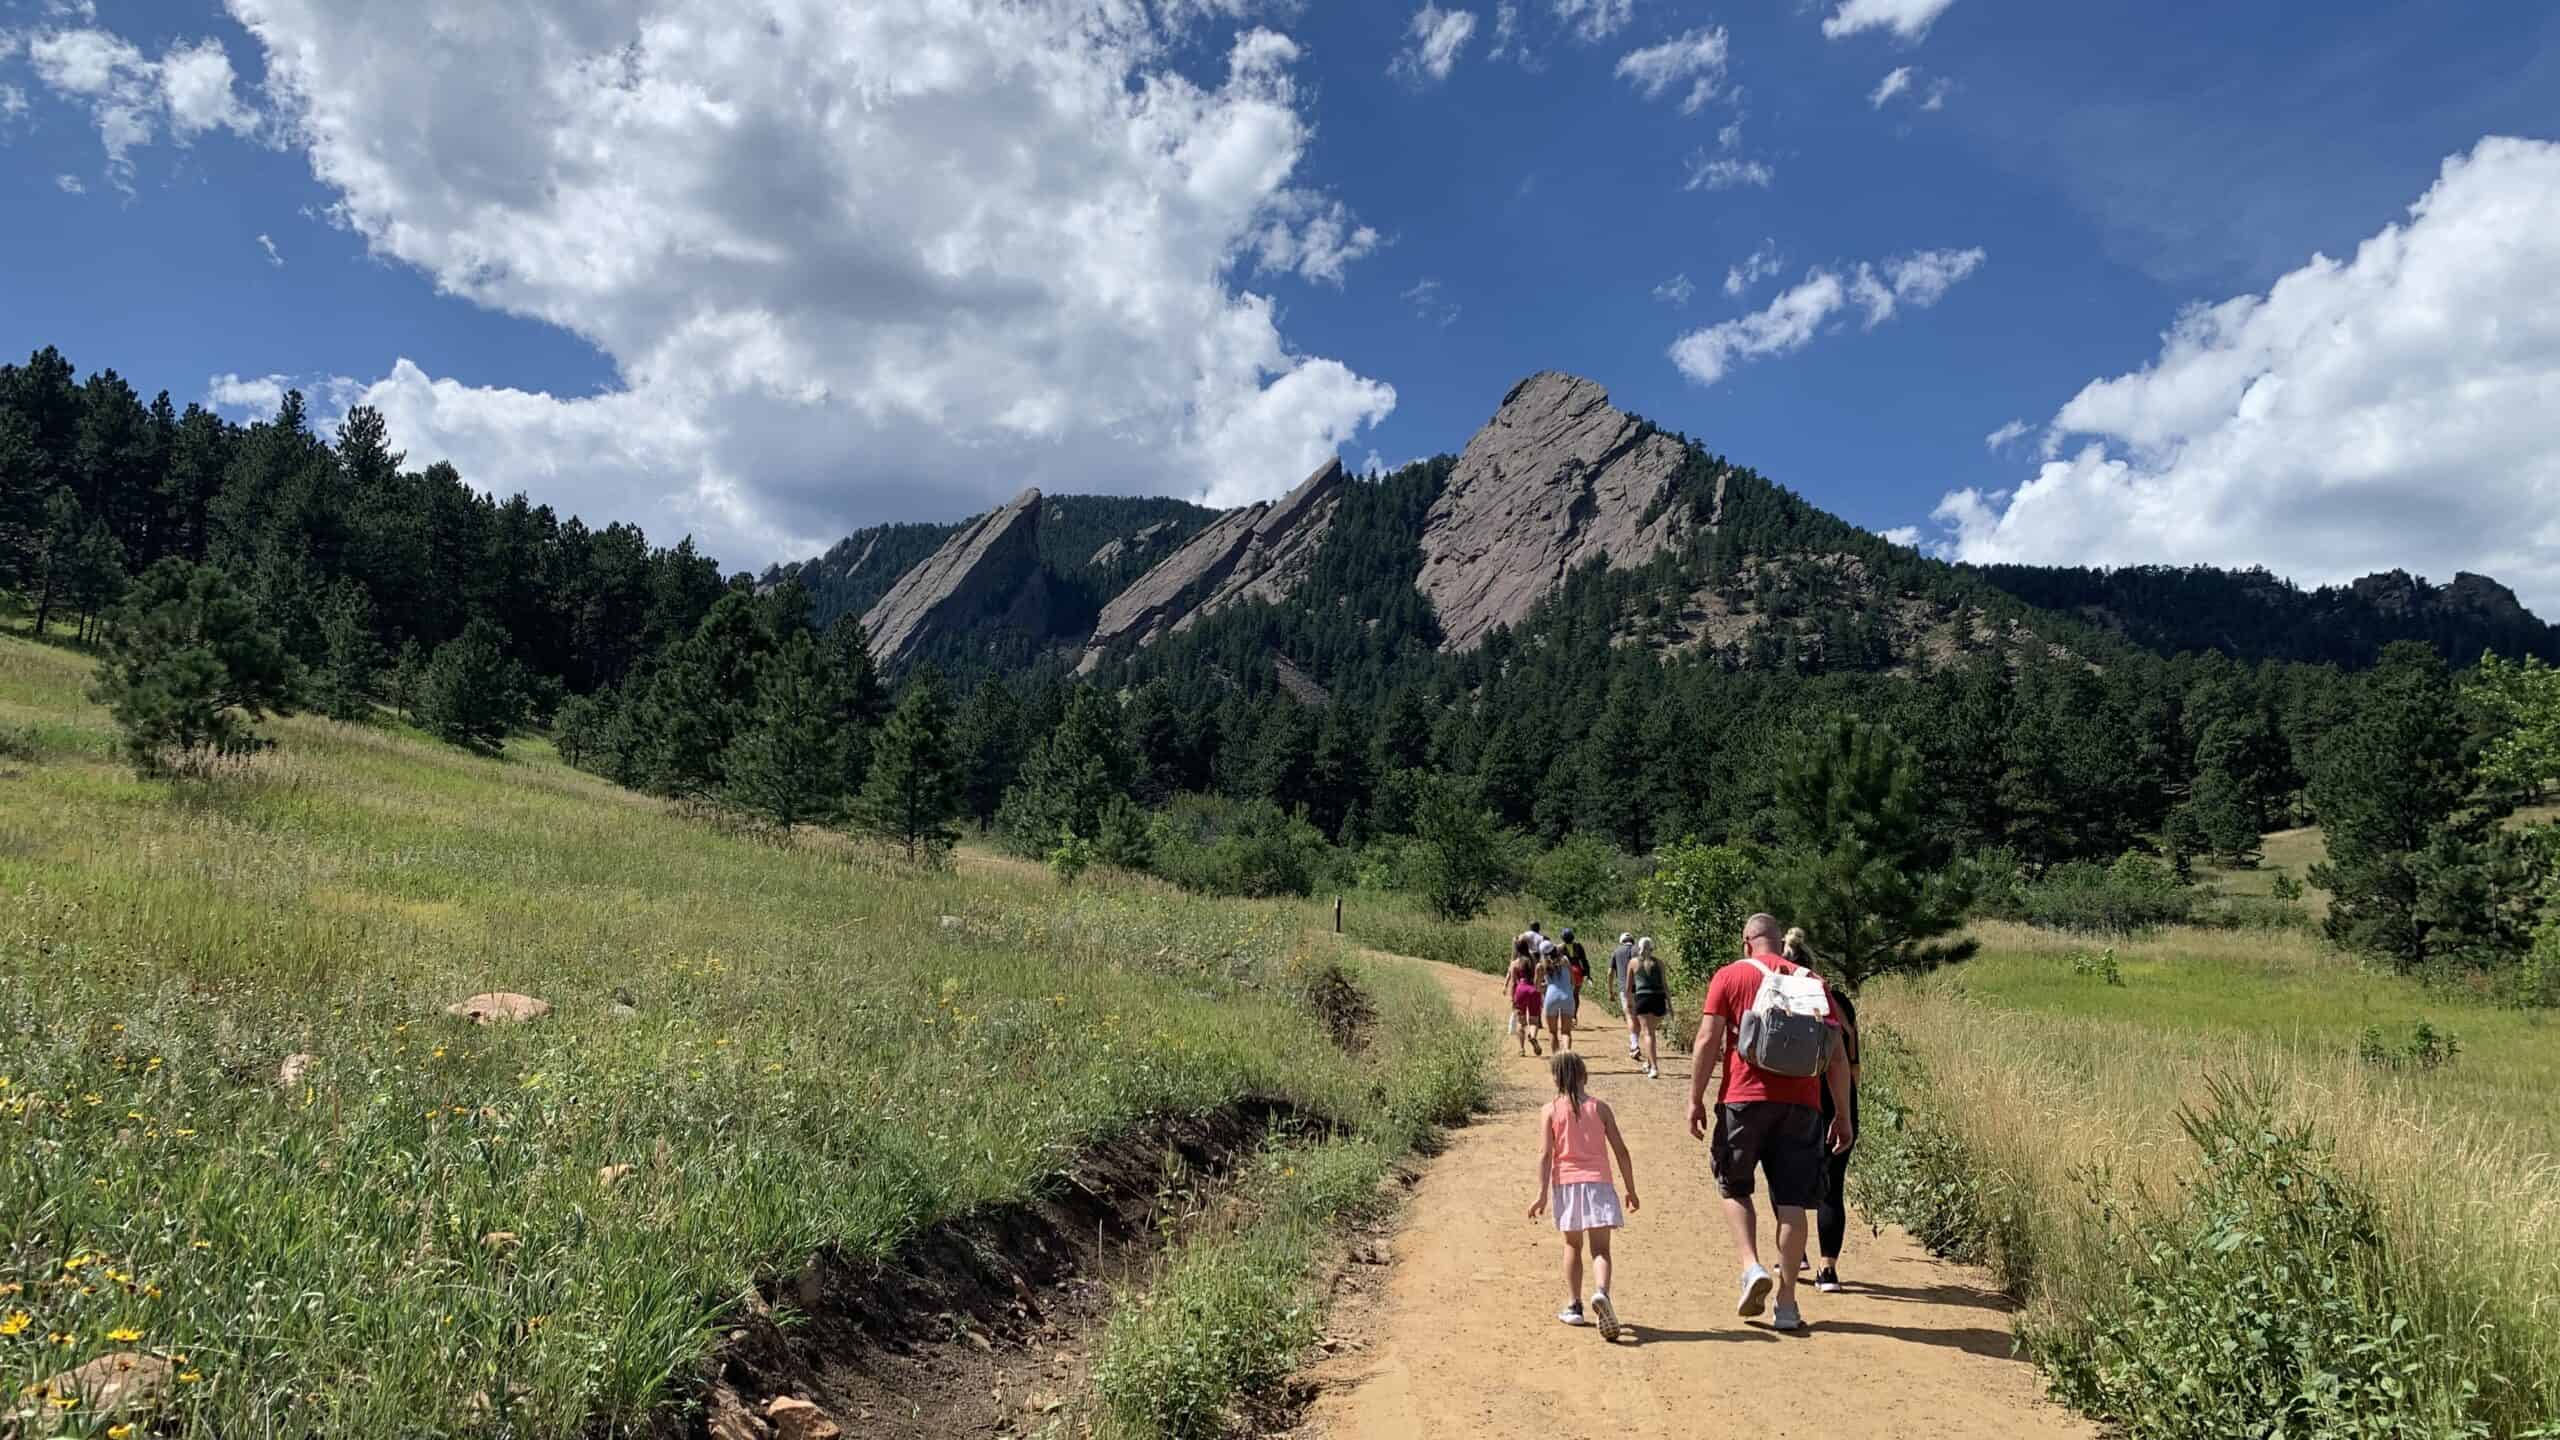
[480, 1230, 521, 1254]
[445, 992, 551, 1024]
[19, 1351, 171, 1428]
[597, 1163, 635, 1188]
[276, 1052, 317, 1087]
[764, 1396, 842, 1440]
[938, 915, 964, 930]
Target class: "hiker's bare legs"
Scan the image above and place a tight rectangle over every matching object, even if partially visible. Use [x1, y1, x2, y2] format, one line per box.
[1587, 1227, 1613, 1298]
[1773, 1205, 1810, 1304]
[1721, 1194, 1761, 1270]
[1562, 1230, 1585, 1305]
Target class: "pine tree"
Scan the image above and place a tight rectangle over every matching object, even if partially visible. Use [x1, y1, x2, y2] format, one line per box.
[1409, 772, 1505, 922]
[418, 618, 522, 752]
[724, 632, 845, 828]
[86, 557, 299, 776]
[952, 676, 1027, 826]
[1759, 718, 1977, 991]
[311, 578, 384, 721]
[859, 671, 961, 861]
[995, 686, 1134, 852]
[2310, 643, 2484, 962]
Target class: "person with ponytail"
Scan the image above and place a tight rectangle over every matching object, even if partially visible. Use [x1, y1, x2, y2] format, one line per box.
[1527, 1051, 1639, 1339]
[1783, 926, 1859, 1294]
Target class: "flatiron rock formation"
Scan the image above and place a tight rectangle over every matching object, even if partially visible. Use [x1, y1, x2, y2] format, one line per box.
[1418, 372, 1708, 651]
[1081, 458, 1345, 669]
[860, 487, 1044, 670]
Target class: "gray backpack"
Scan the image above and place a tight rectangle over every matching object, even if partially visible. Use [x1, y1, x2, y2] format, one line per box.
[1734, 958, 1835, 1079]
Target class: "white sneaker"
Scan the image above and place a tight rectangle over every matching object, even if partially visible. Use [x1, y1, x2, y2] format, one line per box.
[1771, 1300, 1803, 1332]
[1589, 1292, 1621, 1341]
[1645, 1064, 1658, 1079]
[1557, 1303, 1586, 1326]
[1736, 1265, 1774, 1318]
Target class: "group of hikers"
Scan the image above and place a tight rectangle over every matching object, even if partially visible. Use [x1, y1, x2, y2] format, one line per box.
[1506, 913, 1861, 1341]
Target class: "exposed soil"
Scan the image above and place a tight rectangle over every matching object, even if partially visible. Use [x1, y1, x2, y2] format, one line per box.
[654, 1100, 1297, 1440]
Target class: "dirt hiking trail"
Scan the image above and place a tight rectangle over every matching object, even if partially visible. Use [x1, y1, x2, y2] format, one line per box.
[1300, 958, 2094, 1440]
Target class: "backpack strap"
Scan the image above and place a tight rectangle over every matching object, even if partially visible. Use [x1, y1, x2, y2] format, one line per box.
[1742, 956, 1777, 980]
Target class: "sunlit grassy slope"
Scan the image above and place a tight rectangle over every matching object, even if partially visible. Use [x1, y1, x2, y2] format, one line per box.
[0, 633, 1474, 1438]
[1870, 915, 2560, 1430]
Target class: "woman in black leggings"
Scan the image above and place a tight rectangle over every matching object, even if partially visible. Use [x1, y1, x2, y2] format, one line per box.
[1786, 928, 1858, 1293]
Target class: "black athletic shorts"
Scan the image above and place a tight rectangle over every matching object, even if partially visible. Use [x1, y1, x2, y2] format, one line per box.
[1711, 1101, 1823, 1208]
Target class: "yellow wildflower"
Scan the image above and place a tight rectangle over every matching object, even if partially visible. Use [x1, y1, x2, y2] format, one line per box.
[178, 1372, 202, 1384]
[63, 1253, 96, 1271]
[109, 1424, 136, 1438]
[106, 1326, 143, 1343]
[0, 1311, 30, 1336]
[47, 1394, 78, 1410]
[174, 1128, 196, 1138]
[189, 1240, 211, 1251]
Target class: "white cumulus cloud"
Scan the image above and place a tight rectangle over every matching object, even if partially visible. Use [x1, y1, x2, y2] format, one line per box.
[1614, 26, 1726, 115]
[1869, 66, 1913, 107]
[1391, 4, 1478, 84]
[1928, 136, 2560, 615]
[1983, 418, 2028, 452]
[1669, 245, 1983, 387]
[1820, 0, 1957, 41]
[23, 27, 259, 184]
[189, 0, 1394, 569]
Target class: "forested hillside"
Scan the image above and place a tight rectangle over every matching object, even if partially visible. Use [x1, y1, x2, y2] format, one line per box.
[8, 343, 2556, 1008]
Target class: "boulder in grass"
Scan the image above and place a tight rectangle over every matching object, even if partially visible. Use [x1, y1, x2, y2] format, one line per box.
[445, 992, 551, 1024]
[18, 1352, 171, 1431]
[596, 1164, 635, 1188]
[277, 1052, 317, 1087]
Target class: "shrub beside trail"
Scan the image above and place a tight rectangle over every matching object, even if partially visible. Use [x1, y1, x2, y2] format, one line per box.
[1855, 990, 2560, 1438]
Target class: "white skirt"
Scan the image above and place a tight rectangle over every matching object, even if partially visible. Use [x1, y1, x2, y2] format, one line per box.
[1551, 1180, 1625, 1233]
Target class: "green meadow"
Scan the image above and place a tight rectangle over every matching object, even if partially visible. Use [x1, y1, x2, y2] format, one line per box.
[0, 632, 1483, 1438]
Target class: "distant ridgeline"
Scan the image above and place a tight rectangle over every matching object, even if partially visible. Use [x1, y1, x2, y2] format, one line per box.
[1964, 562, 2559, 668]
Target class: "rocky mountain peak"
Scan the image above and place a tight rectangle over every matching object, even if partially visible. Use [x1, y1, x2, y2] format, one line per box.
[1080, 458, 1346, 670]
[859, 487, 1043, 670]
[1417, 371, 1704, 651]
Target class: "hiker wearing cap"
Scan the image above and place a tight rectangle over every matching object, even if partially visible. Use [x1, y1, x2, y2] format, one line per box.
[1609, 932, 1638, 1060]
[1686, 913, 1852, 1333]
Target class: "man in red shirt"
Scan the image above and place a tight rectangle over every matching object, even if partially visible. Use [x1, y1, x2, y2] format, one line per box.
[1686, 912, 1854, 1331]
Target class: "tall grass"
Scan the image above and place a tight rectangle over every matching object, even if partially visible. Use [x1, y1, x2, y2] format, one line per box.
[0, 635, 1480, 1437]
[1863, 939, 2560, 1434]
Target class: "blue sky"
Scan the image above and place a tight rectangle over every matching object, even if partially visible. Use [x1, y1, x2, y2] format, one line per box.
[5, 0, 2558, 607]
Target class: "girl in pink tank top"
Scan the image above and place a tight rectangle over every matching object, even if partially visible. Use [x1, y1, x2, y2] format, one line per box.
[1526, 1053, 1640, 1339]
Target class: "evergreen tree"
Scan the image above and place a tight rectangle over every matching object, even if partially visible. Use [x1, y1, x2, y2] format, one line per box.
[388, 639, 427, 723]
[311, 578, 384, 721]
[1573, 672, 1651, 852]
[1408, 772, 1505, 922]
[859, 671, 962, 861]
[418, 617, 522, 752]
[952, 676, 1027, 826]
[2310, 643, 2485, 962]
[86, 558, 299, 776]
[724, 632, 844, 828]
[995, 686, 1135, 852]
[1759, 718, 1977, 990]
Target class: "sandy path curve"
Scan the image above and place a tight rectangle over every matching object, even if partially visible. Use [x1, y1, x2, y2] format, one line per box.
[1301, 958, 2094, 1440]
